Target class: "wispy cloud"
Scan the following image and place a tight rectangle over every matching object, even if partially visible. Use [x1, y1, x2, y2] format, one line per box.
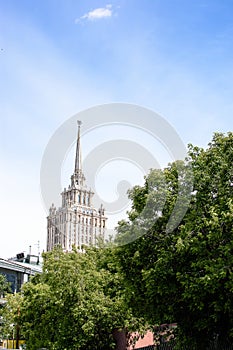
[75, 4, 113, 23]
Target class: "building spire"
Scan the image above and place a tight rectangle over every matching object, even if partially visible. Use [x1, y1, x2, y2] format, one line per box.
[75, 120, 82, 174]
[72, 120, 85, 187]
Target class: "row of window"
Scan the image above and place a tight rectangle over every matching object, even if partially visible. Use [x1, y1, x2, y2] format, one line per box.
[62, 190, 91, 206]
[49, 216, 105, 227]
[50, 232, 101, 247]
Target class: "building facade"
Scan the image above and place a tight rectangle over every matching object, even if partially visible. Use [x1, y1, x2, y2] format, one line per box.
[0, 257, 42, 293]
[47, 121, 107, 252]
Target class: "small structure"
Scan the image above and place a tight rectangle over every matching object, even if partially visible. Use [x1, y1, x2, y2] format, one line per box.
[0, 254, 42, 293]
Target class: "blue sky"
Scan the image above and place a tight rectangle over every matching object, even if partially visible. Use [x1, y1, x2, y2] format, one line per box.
[1, 0, 233, 258]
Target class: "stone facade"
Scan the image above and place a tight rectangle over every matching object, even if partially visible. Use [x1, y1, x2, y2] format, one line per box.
[47, 121, 107, 252]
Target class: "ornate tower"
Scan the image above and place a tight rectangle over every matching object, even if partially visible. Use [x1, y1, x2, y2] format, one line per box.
[46, 121, 107, 252]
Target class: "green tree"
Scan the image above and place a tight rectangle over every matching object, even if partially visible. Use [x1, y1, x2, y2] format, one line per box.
[116, 132, 233, 349]
[0, 274, 14, 343]
[1, 293, 23, 348]
[19, 246, 139, 350]
[0, 274, 11, 298]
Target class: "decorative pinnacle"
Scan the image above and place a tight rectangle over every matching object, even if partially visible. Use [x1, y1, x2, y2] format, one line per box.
[74, 120, 83, 176]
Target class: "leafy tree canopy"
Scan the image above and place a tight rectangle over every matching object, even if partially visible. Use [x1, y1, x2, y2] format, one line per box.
[115, 132, 233, 349]
[0, 274, 11, 298]
[17, 247, 142, 350]
[0, 274, 12, 340]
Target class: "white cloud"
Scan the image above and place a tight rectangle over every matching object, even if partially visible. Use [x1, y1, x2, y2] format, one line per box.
[76, 4, 113, 23]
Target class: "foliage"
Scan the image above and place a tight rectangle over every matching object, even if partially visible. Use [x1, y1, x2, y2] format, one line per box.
[18, 246, 140, 350]
[0, 275, 19, 342]
[115, 132, 233, 349]
[1, 293, 22, 343]
[0, 274, 11, 297]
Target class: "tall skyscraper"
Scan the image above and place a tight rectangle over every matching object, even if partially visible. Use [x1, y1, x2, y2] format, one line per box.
[47, 121, 107, 252]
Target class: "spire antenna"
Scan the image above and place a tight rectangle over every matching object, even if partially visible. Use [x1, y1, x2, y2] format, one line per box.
[75, 120, 82, 174]
[72, 120, 85, 187]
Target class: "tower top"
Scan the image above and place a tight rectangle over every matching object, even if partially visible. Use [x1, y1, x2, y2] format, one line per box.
[75, 120, 82, 174]
[72, 120, 85, 186]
